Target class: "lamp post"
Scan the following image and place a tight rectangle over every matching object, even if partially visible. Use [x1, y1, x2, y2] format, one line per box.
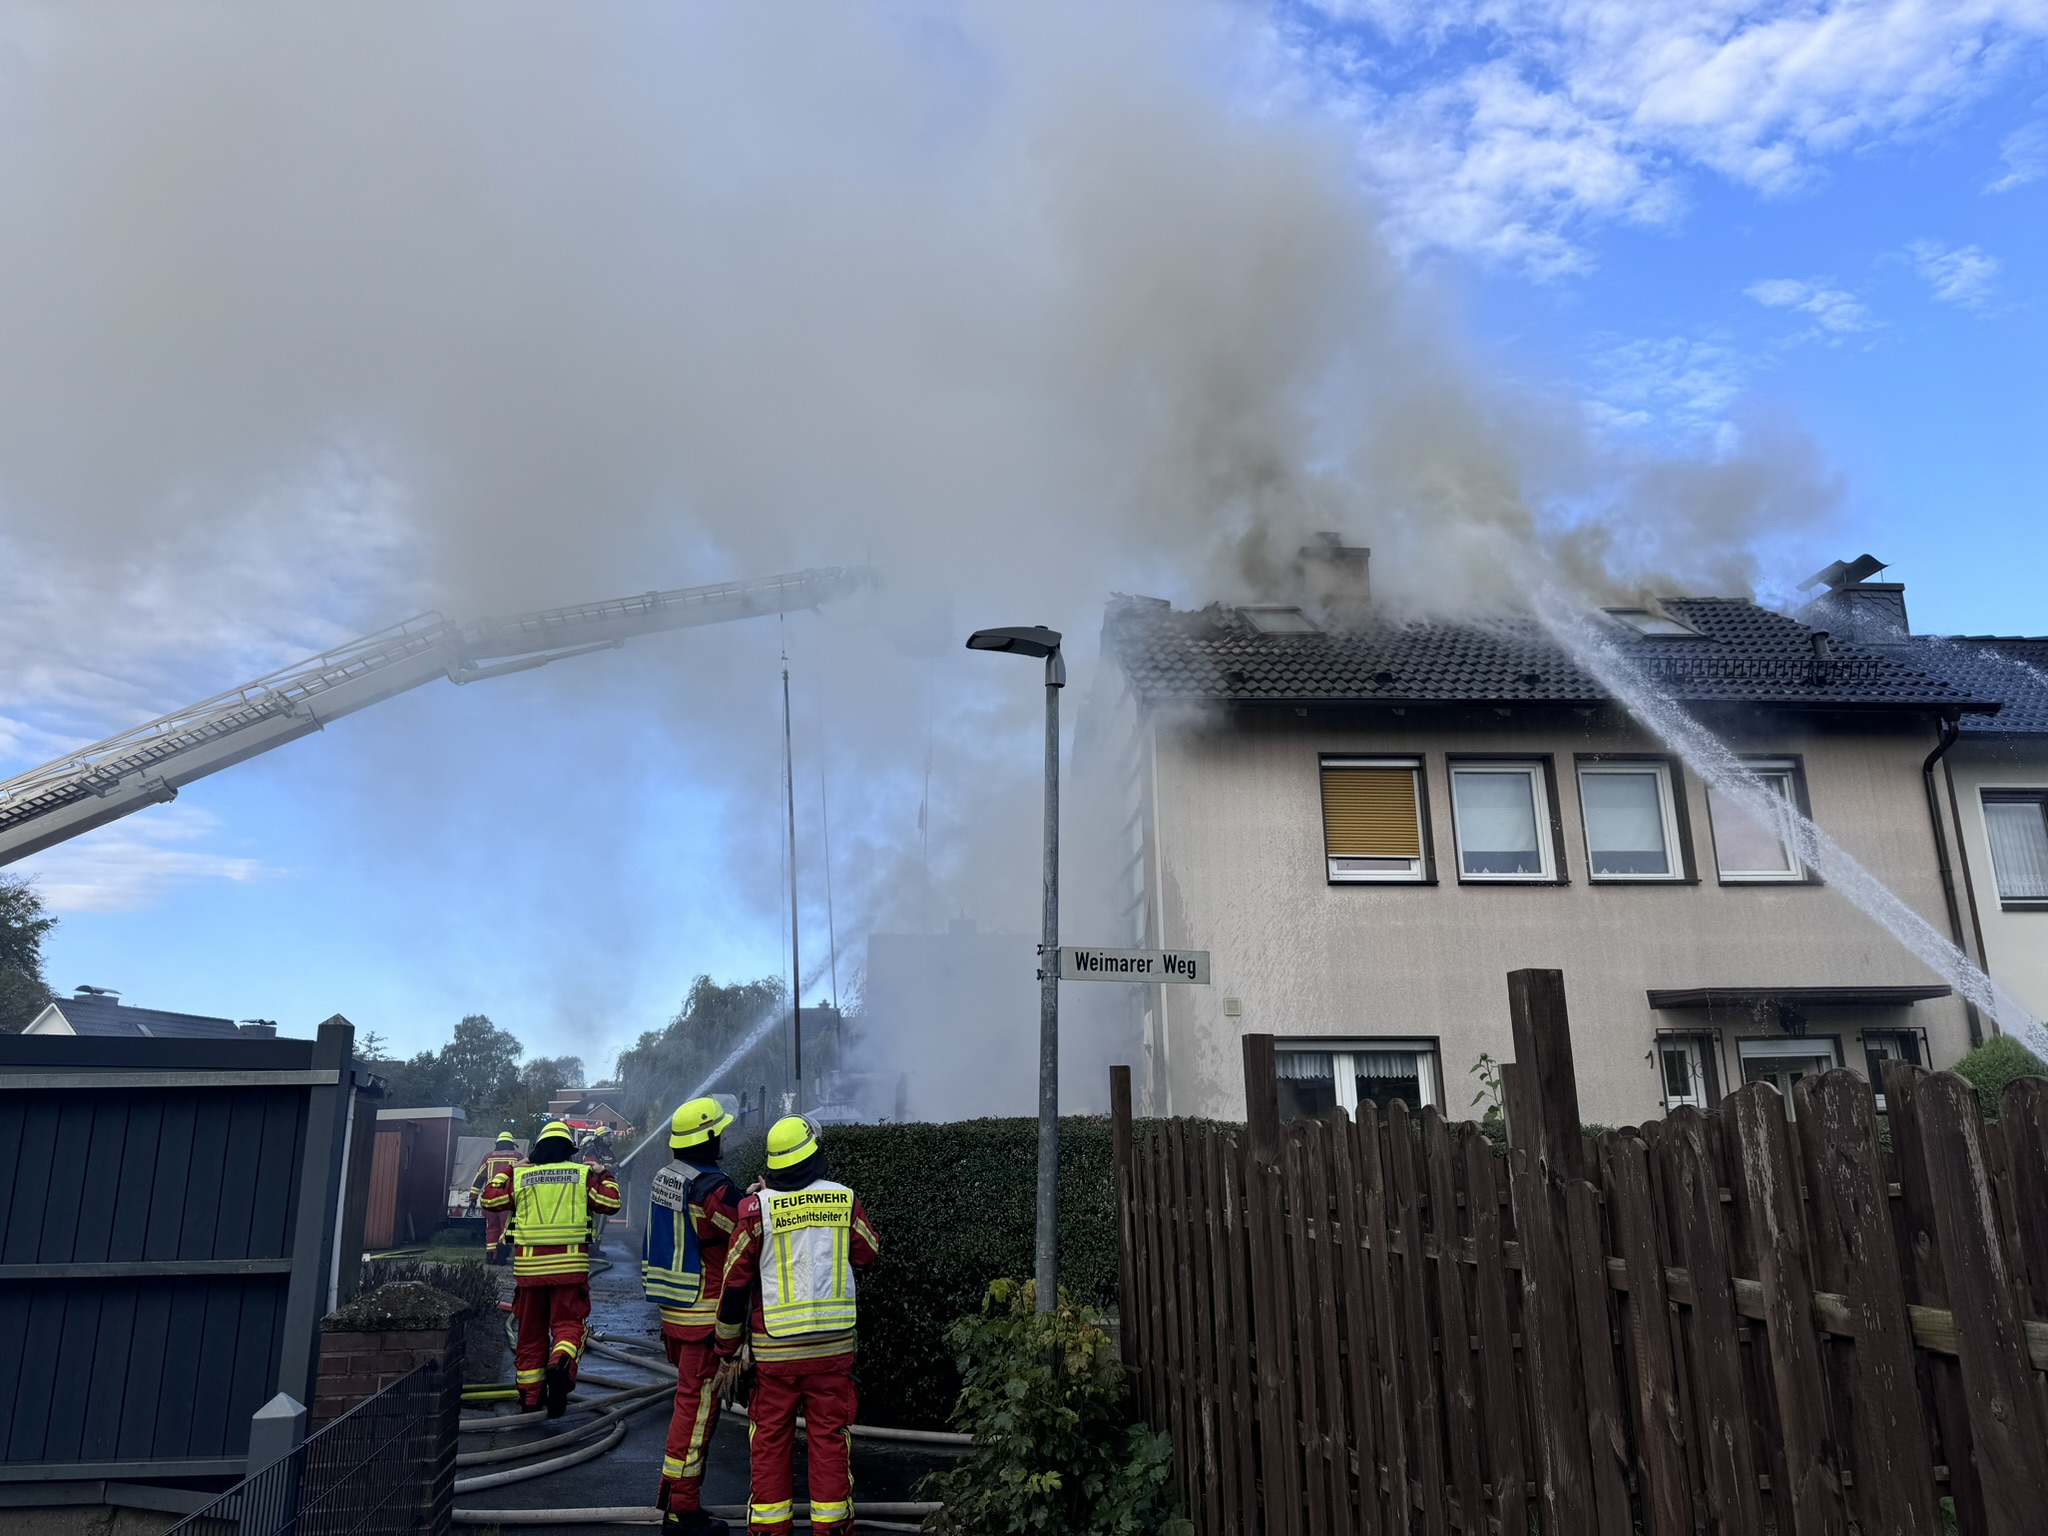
[966, 624, 1064, 1313]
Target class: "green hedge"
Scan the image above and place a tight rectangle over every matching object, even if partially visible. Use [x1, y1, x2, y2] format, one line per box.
[1953, 1035, 2048, 1121]
[723, 1117, 1117, 1428]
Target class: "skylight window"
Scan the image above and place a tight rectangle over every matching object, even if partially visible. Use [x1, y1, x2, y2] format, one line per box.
[1242, 606, 1320, 634]
[1604, 607, 1700, 637]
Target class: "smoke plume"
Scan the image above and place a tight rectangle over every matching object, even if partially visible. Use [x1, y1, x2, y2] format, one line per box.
[0, 3, 1837, 1085]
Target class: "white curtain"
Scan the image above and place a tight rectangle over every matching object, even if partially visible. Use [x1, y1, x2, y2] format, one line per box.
[1986, 800, 2048, 900]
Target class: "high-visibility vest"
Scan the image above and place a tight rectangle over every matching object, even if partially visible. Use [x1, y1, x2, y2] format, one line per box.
[643, 1162, 728, 1307]
[758, 1179, 858, 1338]
[510, 1162, 595, 1245]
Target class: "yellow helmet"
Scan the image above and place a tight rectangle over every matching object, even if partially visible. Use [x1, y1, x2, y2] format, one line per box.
[670, 1096, 735, 1149]
[496, 1130, 515, 1145]
[765, 1114, 821, 1170]
[536, 1119, 575, 1148]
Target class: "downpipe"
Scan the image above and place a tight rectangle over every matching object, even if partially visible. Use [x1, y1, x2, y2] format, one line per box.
[1923, 715, 1983, 1047]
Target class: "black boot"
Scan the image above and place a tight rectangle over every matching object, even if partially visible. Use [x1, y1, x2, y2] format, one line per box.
[543, 1353, 573, 1419]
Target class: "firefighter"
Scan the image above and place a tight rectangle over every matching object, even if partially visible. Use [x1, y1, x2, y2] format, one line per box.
[480, 1118, 621, 1416]
[714, 1116, 880, 1536]
[642, 1098, 743, 1536]
[472, 1131, 522, 1264]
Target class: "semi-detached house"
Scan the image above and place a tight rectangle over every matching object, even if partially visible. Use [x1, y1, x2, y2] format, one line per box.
[1076, 545, 2002, 1128]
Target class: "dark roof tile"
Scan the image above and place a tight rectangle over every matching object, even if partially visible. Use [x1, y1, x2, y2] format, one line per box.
[1103, 595, 1995, 712]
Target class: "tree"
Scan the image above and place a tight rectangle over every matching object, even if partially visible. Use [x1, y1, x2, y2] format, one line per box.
[0, 874, 57, 1034]
[616, 974, 786, 1129]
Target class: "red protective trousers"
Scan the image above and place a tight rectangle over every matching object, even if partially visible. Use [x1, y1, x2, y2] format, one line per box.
[659, 1332, 722, 1512]
[510, 1279, 591, 1406]
[744, 1363, 856, 1535]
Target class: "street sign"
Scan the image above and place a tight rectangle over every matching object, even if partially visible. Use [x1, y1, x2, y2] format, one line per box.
[1057, 946, 1210, 984]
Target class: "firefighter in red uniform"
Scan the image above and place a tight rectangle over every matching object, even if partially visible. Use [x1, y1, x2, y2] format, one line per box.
[480, 1119, 622, 1416]
[471, 1131, 522, 1264]
[642, 1097, 744, 1536]
[714, 1116, 880, 1536]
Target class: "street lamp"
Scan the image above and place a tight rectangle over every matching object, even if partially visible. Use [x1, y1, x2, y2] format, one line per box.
[966, 624, 1064, 1313]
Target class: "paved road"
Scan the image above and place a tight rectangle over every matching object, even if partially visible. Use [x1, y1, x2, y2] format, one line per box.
[455, 1232, 951, 1533]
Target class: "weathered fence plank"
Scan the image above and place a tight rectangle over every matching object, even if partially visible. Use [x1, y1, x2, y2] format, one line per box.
[1885, 1062, 1990, 1536]
[1112, 1065, 1137, 1371]
[1220, 1136, 1261, 1536]
[1794, 1069, 1940, 1536]
[1604, 1133, 1691, 1536]
[1562, 1176, 1636, 1536]
[1306, 1118, 1358, 1535]
[1664, 1108, 1765, 1536]
[1357, 1103, 1412, 1536]
[1331, 1108, 1382, 1536]
[1424, 1112, 1486, 1535]
[1386, 1101, 1450, 1536]
[1283, 1125, 1333, 1536]
[1462, 1127, 1527, 1536]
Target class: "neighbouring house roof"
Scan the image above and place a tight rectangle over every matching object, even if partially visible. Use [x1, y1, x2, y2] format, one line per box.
[24, 992, 259, 1040]
[1900, 637, 2048, 736]
[1101, 595, 2000, 715]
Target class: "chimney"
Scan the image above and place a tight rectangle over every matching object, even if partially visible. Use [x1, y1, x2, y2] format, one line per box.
[1295, 533, 1371, 614]
[1794, 554, 1909, 642]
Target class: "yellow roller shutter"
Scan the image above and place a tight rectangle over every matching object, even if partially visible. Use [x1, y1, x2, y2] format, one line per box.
[1321, 765, 1421, 858]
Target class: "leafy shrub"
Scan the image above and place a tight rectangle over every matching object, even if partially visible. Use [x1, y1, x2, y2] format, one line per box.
[1952, 1035, 2048, 1121]
[722, 1117, 1118, 1428]
[918, 1279, 1190, 1536]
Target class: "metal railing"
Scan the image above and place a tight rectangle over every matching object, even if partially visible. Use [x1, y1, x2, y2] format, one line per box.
[168, 1363, 442, 1536]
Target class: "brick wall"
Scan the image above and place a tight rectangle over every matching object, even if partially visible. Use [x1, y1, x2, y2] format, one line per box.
[315, 1282, 469, 1534]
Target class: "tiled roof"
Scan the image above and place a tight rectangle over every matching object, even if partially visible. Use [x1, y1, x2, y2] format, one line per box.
[44, 993, 246, 1039]
[1102, 595, 1998, 713]
[1903, 637, 2048, 735]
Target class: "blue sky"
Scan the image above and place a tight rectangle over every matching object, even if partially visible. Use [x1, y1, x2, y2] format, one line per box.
[1, 2, 2043, 1074]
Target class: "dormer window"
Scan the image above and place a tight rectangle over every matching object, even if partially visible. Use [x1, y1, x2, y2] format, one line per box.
[1604, 607, 1700, 637]
[1242, 606, 1320, 635]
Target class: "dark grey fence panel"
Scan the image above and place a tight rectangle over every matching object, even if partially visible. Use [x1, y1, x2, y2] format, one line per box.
[0, 1023, 364, 1487]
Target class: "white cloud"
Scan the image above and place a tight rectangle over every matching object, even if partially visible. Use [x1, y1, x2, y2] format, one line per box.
[1744, 275, 1877, 334]
[1582, 333, 1752, 450]
[1288, 1, 2048, 268]
[13, 804, 283, 914]
[1908, 239, 2002, 306]
[1988, 118, 2048, 190]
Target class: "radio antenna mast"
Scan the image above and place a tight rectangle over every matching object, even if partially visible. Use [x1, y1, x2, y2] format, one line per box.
[781, 615, 802, 1106]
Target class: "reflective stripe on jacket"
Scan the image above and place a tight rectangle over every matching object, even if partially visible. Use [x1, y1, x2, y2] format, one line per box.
[758, 1180, 858, 1338]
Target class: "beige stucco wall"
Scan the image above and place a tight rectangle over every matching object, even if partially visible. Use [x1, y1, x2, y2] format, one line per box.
[1947, 737, 2048, 1025]
[1141, 704, 1975, 1126]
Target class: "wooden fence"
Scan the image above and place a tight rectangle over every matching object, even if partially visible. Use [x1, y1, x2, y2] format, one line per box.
[1109, 969, 2048, 1536]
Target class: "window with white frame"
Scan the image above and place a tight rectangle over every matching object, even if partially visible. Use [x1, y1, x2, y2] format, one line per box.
[1449, 762, 1554, 880]
[1579, 761, 1685, 879]
[1320, 757, 1426, 882]
[1707, 760, 1806, 882]
[1982, 791, 2048, 905]
[1657, 1034, 1715, 1110]
[1275, 1040, 1440, 1121]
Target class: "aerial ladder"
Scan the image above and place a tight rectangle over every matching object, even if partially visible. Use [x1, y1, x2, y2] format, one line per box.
[0, 566, 868, 866]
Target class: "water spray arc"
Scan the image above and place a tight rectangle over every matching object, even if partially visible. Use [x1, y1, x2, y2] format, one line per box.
[1531, 587, 2048, 1059]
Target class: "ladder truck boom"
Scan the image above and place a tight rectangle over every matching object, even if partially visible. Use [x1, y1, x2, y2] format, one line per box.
[0, 566, 867, 866]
